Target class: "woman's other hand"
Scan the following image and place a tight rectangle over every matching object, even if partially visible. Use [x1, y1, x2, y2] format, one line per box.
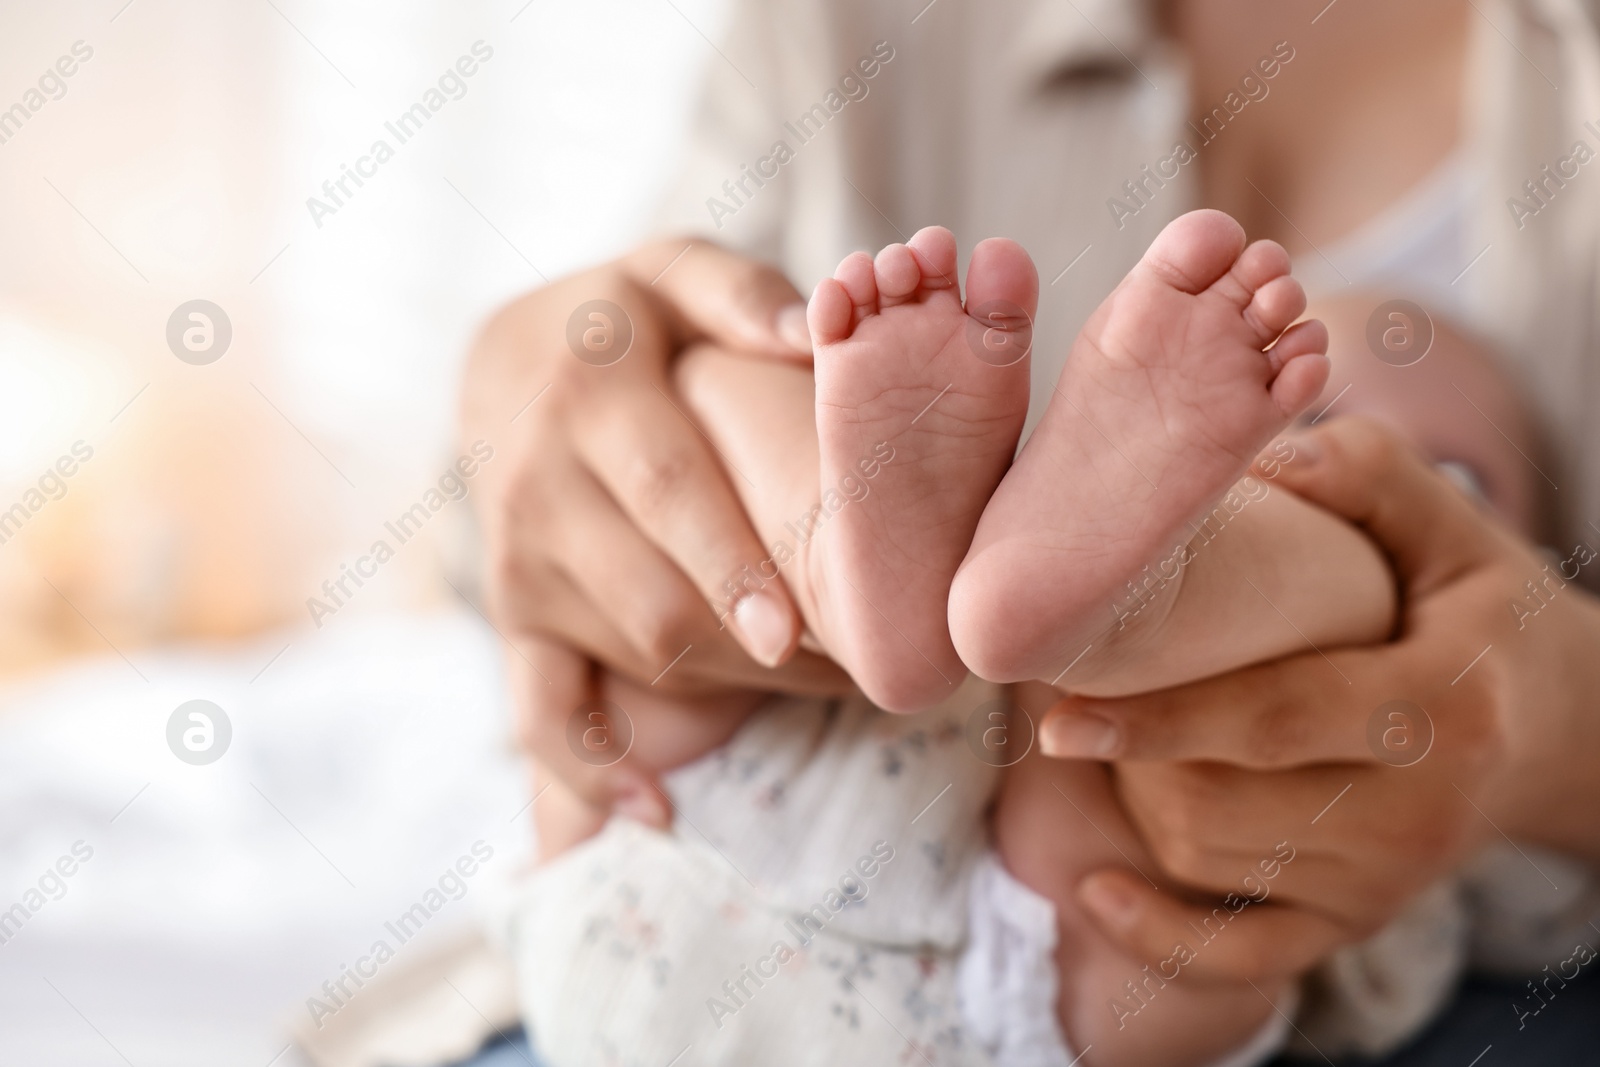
[1044, 417, 1600, 979]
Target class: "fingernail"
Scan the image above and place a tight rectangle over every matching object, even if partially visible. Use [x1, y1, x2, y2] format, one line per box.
[615, 786, 670, 828]
[1080, 876, 1138, 926]
[1283, 432, 1321, 465]
[1040, 712, 1120, 757]
[732, 589, 794, 668]
[774, 303, 812, 352]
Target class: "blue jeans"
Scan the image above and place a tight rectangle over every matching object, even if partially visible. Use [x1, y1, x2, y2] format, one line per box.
[449, 1031, 543, 1067]
[1274, 968, 1600, 1065]
[449, 970, 1600, 1067]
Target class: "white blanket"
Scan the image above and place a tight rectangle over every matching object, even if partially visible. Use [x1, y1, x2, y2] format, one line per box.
[0, 612, 527, 1067]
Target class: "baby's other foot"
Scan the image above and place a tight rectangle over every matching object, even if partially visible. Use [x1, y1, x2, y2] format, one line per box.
[950, 209, 1329, 682]
[806, 227, 1035, 711]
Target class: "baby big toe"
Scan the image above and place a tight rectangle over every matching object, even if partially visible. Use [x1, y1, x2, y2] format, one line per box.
[964, 238, 1039, 321]
[1141, 209, 1247, 295]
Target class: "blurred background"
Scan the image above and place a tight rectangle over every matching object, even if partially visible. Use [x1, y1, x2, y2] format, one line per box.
[0, 1, 724, 1061]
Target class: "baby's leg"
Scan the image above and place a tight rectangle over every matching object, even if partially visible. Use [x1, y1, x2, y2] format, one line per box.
[996, 684, 1287, 1066]
[678, 229, 1037, 712]
[948, 211, 1400, 694]
[1062, 292, 1547, 699]
[1054, 473, 1398, 698]
[539, 268, 1026, 852]
[924, 212, 1377, 1063]
[535, 673, 767, 860]
[805, 230, 1035, 710]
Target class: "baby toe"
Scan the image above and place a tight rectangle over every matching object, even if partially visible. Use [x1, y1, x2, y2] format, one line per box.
[965, 237, 1039, 319]
[1206, 237, 1293, 313]
[1243, 274, 1307, 344]
[874, 244, 922, 307]
[808, 277, 856, 345]
[835, 251, 880, 325]
[906, 225, 959, 293]
[1267, 319, 1331, 417]
[1232, 239, 1293, 293]
[1142, 209, 1247, 295]
[963, 239, 1039, 368]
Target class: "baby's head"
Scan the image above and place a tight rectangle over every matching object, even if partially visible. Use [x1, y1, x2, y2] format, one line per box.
[1304, 291, 1546, 537]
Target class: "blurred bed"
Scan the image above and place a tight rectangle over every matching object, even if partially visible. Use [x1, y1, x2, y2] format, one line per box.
[0, 612, 525, 1066]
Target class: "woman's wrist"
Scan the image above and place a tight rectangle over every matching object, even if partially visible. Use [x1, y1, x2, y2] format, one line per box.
[1491, 583, 1600, 860]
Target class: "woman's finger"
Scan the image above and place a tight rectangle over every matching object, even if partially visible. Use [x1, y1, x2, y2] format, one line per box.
[1266, 417, 1503, 588]
[1040, 647, 1393, 766]
[624, 238, 813, 358]
[510, 558, 852, 700]
[1111, 761, 1453, 930]
[1076, 869, 1351, 983]
[573, 382, 802, 670]
[550, 471, 732, 671]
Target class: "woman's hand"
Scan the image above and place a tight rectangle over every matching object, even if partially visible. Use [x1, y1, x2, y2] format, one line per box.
[1042, 417, 1600, 979]
[462, 239, 854, 822]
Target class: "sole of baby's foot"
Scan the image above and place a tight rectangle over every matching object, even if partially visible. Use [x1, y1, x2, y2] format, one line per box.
[950, 209, 1330, 682]
[805, 227, 1035, 712]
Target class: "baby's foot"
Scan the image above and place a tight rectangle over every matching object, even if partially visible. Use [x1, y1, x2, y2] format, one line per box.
[950, 210, 1329, 682]
[804, 227, 1035, 711]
